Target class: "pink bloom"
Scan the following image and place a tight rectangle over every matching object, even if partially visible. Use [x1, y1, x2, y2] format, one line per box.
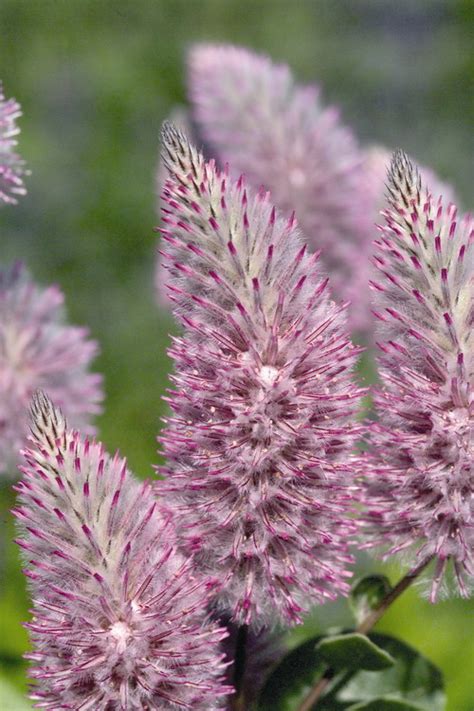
[186, 44, 373, 332]
[365, 150, 473, 600]
[158, 124, 363, 627]
[0, 263, 102, 476]
[0, 83, 27, 204]
[14, 392, 231, 709]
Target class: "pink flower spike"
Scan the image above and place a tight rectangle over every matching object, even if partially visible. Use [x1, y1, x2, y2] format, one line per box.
[158, 123, 364, 627]
[0, 263, 103, 477]
[0, 82, 28, 204]
[365, 150, 473, 601]
[187, 43, 373, 333]
[15, 392, 231, 709]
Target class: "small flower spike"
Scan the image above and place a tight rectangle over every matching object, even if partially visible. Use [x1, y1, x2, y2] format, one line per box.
[187, 44, 372, 332]
[364, 145, 458, 219]
[14, 392, 231, 710]
[0, 263, 103, 477]
[158, 123, 363, 627]
[0, 82, 27, 204]
[366, 150, 473, 600]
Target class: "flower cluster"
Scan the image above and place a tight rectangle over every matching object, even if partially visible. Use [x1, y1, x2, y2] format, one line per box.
[14, 392, 230, 709]
[0, 262, 103, 476]
[8, 43, 472, 711]
[0, 83, 27, 204]
[158, 123, 363, 626]
[156, 45, 457, 338]
[365, 150, 473, 600]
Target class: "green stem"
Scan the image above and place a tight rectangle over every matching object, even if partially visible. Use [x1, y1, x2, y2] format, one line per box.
[295, 556, 434, 711]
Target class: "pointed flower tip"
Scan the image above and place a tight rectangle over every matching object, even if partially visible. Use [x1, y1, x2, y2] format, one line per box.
[160, 119, 199, 182]
[160, 119, 179, 145]
[387, 148, 421, 202]
[29, 391, 67, 448]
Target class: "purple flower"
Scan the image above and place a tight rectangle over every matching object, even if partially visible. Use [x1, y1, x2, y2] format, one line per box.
[0, 83, 27, 204]
[0, 263, 103, 476]
[14, 392, 231, 709]
[365, 150, 473, 600]
[186, 44, 373, 332]
[157, 124, 363, 626]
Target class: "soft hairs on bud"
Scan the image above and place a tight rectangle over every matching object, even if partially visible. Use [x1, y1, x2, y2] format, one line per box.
[187, 43, 373, 331]
[365, 150, 473, 600]
[0, 82, 27, 204]
[0, 262, 103, 477]
[14, 392, 230, 709]
[158, 123, 363, 626]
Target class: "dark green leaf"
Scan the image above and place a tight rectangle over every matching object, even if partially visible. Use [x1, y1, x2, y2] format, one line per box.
[335, 634, 445, 711]
[316, 633, 395, 671]
[258, 635, 326, 711]
[350, 575, 392, 625]
[258, 633, 445, 711]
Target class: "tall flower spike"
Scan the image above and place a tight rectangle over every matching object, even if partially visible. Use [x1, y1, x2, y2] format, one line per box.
[158, 123, 363, 626]
[14, 392, 230, 710]
[0, 263, 103, 477]
[0, 82, 27, 204]
[366, 150, 473, 600]
[187, 44, 373, 332]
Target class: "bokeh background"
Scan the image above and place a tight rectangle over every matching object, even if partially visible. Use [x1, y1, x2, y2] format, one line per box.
[1, 1, 473, 709]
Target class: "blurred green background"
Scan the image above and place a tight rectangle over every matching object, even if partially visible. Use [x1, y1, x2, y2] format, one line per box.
[0, 1, 473, 709]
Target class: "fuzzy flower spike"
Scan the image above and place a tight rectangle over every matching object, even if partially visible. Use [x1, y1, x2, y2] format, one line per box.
[187, 44, 373, 332]
[14, 392, 230, 709]
[0, 262, 103, 477]
[158, 123, 363, 627]
[0, 82, 27, 204]
[366, 150, 473, 600]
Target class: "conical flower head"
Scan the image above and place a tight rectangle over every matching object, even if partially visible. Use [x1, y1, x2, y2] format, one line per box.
[366, 150, 473, 600]
[0, 262, 103, 477]
[14, 392, 230, 709]
[187, 43, 372, 331]
[364, 145, 457, 219]
[155, 108, 197, 307]
[158, 124, 363, 626]
[0, 83, 27, 204]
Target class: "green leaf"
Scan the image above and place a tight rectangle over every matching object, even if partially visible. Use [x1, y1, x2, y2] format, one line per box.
[335, 634, 445, 711]
[258, 636, 327, 711]
[316, 633, 395, 671]
[258, 633, 445, 711]
[347, 698, 427, 711]
[350, 575, 392, 625]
